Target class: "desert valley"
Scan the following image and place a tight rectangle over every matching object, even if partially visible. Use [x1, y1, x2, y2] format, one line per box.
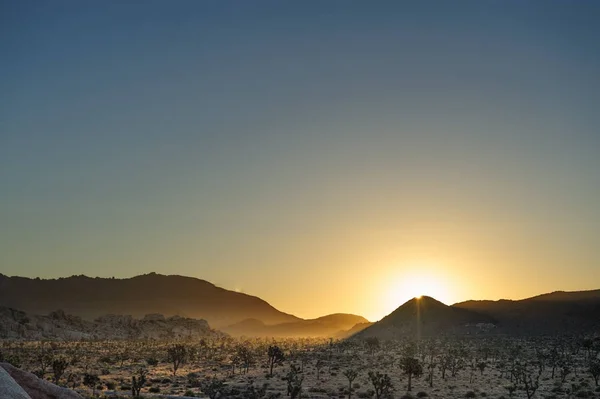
[1, 273, 599, 399]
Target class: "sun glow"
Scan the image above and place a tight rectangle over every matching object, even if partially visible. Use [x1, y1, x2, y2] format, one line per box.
[380, 263, 456, 319]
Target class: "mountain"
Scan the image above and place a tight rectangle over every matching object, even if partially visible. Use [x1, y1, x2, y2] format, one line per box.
[0, 306, 222, 340]
[355, 296, 496, 339]
[453, 289, 600, 335]
[223, 313, 370, 338]
[0, 273, 300, 328]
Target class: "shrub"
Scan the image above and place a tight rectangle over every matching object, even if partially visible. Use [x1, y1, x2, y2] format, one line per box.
[417, 392, 429, 397]
[149, 386, 160, 393]
[146, 357, 159, 366]
[465, 391, 476, 398]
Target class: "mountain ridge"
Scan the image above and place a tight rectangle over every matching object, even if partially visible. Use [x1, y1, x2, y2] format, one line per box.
[223, 313, 370, 338]
[356, 296, 495, 339]
[0, 273, 301, 328]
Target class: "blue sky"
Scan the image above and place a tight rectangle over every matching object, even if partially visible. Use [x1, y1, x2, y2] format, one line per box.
[1, 1, 599, 319]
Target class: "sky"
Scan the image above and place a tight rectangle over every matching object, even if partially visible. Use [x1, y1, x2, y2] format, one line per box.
[1, 1, 599, 321]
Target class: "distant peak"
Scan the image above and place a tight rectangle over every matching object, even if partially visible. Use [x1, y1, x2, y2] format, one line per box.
[404, 295, 446, 305]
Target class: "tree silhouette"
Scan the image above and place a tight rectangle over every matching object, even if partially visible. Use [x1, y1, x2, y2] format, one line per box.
[267, 345, 284, 377]
[365, 337, 380, 355]
[589, 360, 600, 386]
[83, 373, 100, 397]
[368, 371, 394, 399]
[285, 364, 304, 399]
[131, 367, 147, 398]
[52, 357, 69, 384]
[343, 368, 358, 398]
[400, 356, 423, 391]
[167, 344, 187, 377]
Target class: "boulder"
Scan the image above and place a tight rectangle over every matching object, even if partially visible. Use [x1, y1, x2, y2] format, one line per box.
[0, 363, 82, 399]
[0, 366, 31, 399]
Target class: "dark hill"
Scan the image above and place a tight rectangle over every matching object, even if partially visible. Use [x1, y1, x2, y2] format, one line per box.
[223, 313, 369, 338]
[453, 289, 600, 334]
[356, 296, 495, 339]
[0, 273, 300, 328]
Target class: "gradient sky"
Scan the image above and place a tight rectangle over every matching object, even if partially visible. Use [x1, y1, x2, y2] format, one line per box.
[1, 1, 599, 321]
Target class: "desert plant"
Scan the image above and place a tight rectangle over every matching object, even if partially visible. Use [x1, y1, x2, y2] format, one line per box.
[589, 360, 600, 386]
[368, 371, 394, 399]
[285, 364, 304, 398]
[33, 342, 54, 378]
[83, 373, 100, 397]
[167, 344, 187, 377]
[201, 377, 226, 399]
[343, 368, 359, 398]
[267, 345, 285, 377]
[236, 344, 254, 374]
[131, 367, 147, 398]
[514, 362, 541, 399]
[52, 357, 69, 384]
[477, 361, 486, 375]
[245, 381, 269, 399]
[365, 337, 380, 355]
[400, 356, 423, 392]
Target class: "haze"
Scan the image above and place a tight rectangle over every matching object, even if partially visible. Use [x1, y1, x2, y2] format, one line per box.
[1, 1, 599, 322]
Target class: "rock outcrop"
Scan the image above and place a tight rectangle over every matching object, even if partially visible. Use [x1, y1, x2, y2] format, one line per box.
[0, 366, 31, 399]
[0, 362, 82, 399]
[0, 306, 219, 341]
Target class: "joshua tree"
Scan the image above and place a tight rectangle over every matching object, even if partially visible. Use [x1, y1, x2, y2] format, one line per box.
[365, 337, 380, 355]
[236, 345, 254, 374]
[131, 367, 147, 398]
[589, 360, 600, 386]
[514, 362, 541, 399]
[400, 356, 423, 392]
[33, 343, 54, 378]
[477, 361, 487, 375]
[315, 358, 325, 381]
[559, 356, 572, 383]
[267, 345, 285, 377]
[299, 351, 309, 373]
[343, 368, 358, 398]
[83, 373, 100, 397]
[52, 357, 69, 384]
[548, 345, 560, 378]
[167, 344, 187, 377]
[368, 371, 394, 399]
[116, 348, 131, 367]
[285, 364, 304, 398]
[424, 340, 438, 388]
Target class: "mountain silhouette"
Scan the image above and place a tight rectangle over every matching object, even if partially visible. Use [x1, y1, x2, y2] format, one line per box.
[356, 296, 495, 339]
[0, 273, 300, 328]
[223, 313, 370, 338]
[453, 289, 600, 334]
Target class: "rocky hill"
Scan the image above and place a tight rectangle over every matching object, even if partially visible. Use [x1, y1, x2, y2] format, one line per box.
[355, 296, 495, 339]
[0, 307, 221, 340]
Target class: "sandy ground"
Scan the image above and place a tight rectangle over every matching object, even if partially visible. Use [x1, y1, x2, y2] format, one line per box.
[1, 337, 598, 398]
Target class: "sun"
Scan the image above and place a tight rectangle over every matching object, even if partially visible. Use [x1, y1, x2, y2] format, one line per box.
[383, 266, 453, 314]
[400, 273, 442, 300]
